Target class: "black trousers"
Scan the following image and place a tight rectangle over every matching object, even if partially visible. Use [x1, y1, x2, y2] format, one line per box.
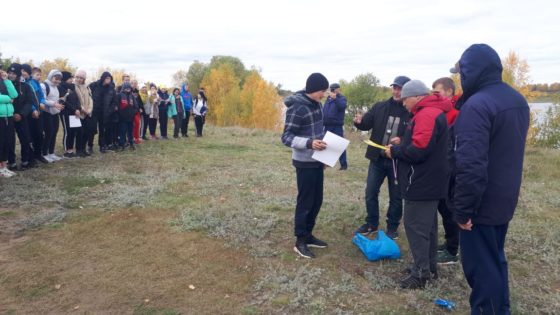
[294, 167, 324, 238]
[0, 117, 15, 162]
[173, 114, 185, 137]
[194, 115, 204, 136]
[98, 117, 115, 148]
[403, 199, 438, 278]
[439, 174, 459, 255]
[182, 113, 190, 136]
[8, 115, 32, 164]
[159, 110, 168, 137]
[141, 113, 149, 139]
[28, 115, 43, 159]
[461, 224, 510, 315]
[60, 114, 82, 151]
[148, 118, 158, 136]
[77, 116, 97, 152]
[41, 112, 59, 155]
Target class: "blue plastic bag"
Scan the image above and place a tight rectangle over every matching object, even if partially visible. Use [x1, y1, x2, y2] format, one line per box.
[352, 231, 401, 261]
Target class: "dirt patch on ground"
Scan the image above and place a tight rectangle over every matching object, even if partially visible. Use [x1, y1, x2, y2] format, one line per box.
[0, 208, 256, 314]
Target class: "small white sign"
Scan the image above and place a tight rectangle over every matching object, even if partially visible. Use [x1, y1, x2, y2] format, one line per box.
[69, 115, 82, 128]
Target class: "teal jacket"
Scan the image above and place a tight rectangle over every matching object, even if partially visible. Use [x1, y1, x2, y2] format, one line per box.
[168, 95, 178, 117]
[0, 79, 18, 117]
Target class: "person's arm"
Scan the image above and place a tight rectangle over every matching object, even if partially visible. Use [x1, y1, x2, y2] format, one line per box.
[354, 103, 376, 131]
[391, 110, 439, 163]
[453, 102, 491, 225]
[42, 83, 55, 107]
[281, 106, 312, 149]
[0, 80, 17, 103]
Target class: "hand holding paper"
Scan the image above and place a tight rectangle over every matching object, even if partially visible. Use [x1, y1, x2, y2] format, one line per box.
[312, 131, 350, 167]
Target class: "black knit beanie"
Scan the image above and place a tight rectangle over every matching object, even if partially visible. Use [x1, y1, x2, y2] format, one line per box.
[305, 73, 329, 94]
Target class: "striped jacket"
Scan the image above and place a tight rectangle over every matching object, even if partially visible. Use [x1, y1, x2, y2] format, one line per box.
[281, 91, 324, 167]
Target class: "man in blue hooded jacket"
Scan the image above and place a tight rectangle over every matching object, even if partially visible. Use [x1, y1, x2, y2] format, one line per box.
[323, 83, 348, 170]
[181, 83, 193, 137]
[452, 43, 529, 314]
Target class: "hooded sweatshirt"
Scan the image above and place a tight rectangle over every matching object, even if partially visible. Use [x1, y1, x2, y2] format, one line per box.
[281, 91, 325, 168]
[390, 93, 452, 200]
[41, 70, 62, 115]
[0, 79, 18, 117]
[180, 84, 193, 112]
[453, 44, 529, 225]
[91, 72, 118, 121]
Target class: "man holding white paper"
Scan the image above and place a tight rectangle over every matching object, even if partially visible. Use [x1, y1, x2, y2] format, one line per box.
[281, 73, 329, 259]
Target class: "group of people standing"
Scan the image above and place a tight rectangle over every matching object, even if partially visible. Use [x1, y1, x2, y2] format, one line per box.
[0, 66, 209, 178]
[282, 43, 530, 314]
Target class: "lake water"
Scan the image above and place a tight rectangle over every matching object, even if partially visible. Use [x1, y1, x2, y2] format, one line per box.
[529, 102, 554, 122]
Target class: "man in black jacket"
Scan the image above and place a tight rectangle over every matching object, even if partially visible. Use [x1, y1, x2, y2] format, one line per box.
[91, 72, 118, 153]
[353, 75, 410, 239]
[7, 63, 35, 170]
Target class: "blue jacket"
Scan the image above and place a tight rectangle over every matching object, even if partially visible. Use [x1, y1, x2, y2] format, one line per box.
[281, 91, 324, 168]
[453, 44, 530, 225]
[322, 94, 347, 126]
[181, 84, 193, 112]
[28, 78, 46, 110]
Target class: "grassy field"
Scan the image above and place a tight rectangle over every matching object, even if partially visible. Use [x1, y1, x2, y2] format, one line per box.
[0, 124, 559, 314]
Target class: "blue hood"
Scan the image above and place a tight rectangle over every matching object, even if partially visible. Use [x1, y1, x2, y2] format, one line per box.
[457, 44, 503, 107]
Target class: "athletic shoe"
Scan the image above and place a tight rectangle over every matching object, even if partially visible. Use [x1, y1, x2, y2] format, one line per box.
[400, 274, 427, 289]
[356, 223, 378, 235]
[386, 228, 399, 240]
[49, 154, 62, 161]
[0, 167, 16, 178]
[437, 249, 459, 265]
[306, 235, 328, 248]
[294, 241, 315, 259]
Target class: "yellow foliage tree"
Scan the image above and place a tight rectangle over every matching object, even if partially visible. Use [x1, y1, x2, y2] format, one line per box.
[201, 64, 241, 126]
[239, 71, 260, 126]
[39, 58, 77, 78]
[250, 79, 281, 130]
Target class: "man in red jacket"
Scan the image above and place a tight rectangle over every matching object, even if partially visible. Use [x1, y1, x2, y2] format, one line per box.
[385, 80, 452, 289]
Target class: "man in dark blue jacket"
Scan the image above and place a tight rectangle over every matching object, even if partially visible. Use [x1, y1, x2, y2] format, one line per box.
[323, 83, 348, 170]
[452, 44, 529, 314]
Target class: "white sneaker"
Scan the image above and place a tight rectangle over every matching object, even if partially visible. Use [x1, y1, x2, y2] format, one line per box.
[49, 154, 62, 161]
[0, 168, 15, 178]
[43, 155, 54, 163]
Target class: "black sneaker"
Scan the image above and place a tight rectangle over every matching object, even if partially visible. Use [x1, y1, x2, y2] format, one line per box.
[356, 223, 378, 235]
[87, 146, 94, 155]
[437, 244, 446, 252]
[401, 267, 438, 281]
[306, 235, 328, 248]
[400, 274, 427, 289]
[7, 163, 18, 171]
[386, 228, 399, 240]
[437, 249, 459, 265]
[294, 241, 315, 259]
[339, 165, 348, 170]
[100, 146, 107, 153]
[129, 144, 135, 151]
[63, 152, 76, 158]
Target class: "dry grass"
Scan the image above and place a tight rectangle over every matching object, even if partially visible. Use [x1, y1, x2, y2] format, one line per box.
[0, 124, 558, 314]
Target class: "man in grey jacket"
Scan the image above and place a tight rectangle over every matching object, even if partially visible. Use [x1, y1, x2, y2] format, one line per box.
[281, 72, 329, 259]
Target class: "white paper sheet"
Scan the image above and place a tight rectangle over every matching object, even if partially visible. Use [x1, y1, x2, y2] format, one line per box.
[311, 131, 350, 167]
[69, 115, 82, 128]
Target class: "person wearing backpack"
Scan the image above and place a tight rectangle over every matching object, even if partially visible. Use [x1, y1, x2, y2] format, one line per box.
[41, 69, 64, 162]
[117, 82, 138, 150]
[0, 69, 18, 177]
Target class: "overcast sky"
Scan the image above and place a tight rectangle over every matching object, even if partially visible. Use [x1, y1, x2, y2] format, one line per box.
[1, 0, 558, 90]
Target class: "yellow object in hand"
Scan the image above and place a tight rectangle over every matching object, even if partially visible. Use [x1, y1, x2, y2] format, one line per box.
[364, 140, 388, 150]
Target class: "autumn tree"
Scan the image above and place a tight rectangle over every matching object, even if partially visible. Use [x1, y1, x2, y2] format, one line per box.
[186, 61, 208, 94]
[208, 56, 248, 87]
[200, 63, 241, 126]
[240, 70, 281, 129]
[40, 58, 77, 78]
[171, 69, 188, 88]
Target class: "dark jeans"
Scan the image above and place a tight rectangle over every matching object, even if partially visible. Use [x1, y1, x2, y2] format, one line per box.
[118, 121, 134, 146]
[294, 167, 324, 238]
[99, 119, 116, 149]
[141, 113, 149, 138]
[325, 125, 347, 167]
[404, 200, 438, 278]
[461, 224, 510, 315]
[8, 115, 32, 164]
[438, 199, 459, 255]
[182, 112, 190, 136]
[365, 157, 403, 229]
[173, 114, 184, 137]
[148, 118, 158, 136]
[28, 115, 43, 159]
[41, 112, 59, 155]
[194, 115, 204, 136]
[0, 117, 15, 162]
[159, 109, 168, 137]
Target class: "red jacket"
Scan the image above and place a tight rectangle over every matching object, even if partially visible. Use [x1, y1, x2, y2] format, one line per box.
[391, 94, 452, 200]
